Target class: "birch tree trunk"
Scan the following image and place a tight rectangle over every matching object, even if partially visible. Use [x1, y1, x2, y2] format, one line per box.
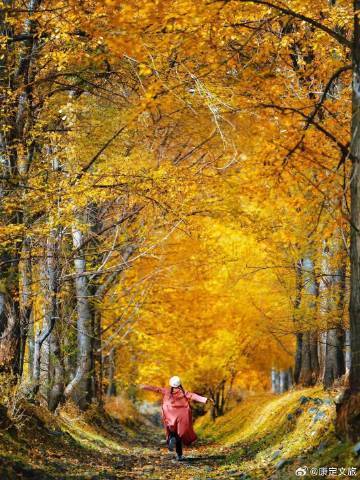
[271, 368, 277, 393]
[299, 257, 320, 385]
[64, 223, 92, 409]
[93, 309, 104, 406]
[281, 370, 292, 393]
[318, 331, 327, 382]
[46, 230, 63, 410]
[345, 329, 351, 372]
[293, 261, 303, 384]
[19, 238, 33, 378]
[271, 369, 281, 394]
[0, 0, 41, 374]
[39, 306, 50, 400]
[63, 306, 77, 384]
[33, 264, 50, 395]
[26, 311, 35, 381]
[321, 239, 346, 388]
[33, 230, 60, 398]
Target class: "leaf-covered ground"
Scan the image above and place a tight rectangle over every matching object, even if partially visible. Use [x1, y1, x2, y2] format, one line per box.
[1, 388, 360, 479]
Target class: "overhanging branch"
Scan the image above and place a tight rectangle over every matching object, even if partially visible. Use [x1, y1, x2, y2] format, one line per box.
[221, 0, 352, 48]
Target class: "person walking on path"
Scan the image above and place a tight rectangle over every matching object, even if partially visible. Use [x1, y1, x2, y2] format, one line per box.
[139, 376, 210, 460]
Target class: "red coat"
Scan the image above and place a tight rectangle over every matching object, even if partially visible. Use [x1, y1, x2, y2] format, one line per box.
[141, 385, 207, 445]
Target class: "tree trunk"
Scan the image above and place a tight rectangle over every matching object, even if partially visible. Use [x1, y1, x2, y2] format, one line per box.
[46, 230, 63, 411]
[294, 333, 303, 384]
[0, 0, 41, 376]
[33, 231, 60, 397]
[39, 308, 50, 400]
[324, 328, 345, 389]
[293, 260, 303, 384]
[321, 240, 346, 388]
[271, 368, 277, 393]
[299, 331, 319, 386]
[19, 239, 33, 378]
[27, 310, 35, 381]
[107, 347, 117, 397]
[279, 370, 290, 393]
[299, 331, 313, 386]
[318, 331, 327, 382]
[271, 369, 281, 393]
[0, 3, 19, 374]
[63, 311, 77, 384]
[298, 257, 320, 386]
[350, 0, 360, 395]
[48, 328, 64, 412]
[310, 331, 320, 379]
[336, 1, 360, 440]
[0, 290, 21, 376]
[64, 223, 92, 409]
[345, 329, 351, 372]
[287, 368, 293, 389]
[93, 310, 104, 406]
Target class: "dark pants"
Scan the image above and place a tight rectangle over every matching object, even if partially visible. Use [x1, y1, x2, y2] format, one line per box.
[169, 432, 183, 457]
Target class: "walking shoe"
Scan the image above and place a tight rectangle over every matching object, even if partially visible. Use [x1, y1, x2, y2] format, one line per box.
[177, 455, 184, 461]
[168, 435, 176, 452]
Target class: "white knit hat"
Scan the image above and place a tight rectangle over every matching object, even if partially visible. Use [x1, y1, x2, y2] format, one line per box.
[169, 376, 181, 388]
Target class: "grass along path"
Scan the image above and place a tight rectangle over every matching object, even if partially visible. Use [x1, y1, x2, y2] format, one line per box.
[0, 403, 230, 480]
[0, 398, 231, 480]
[1, 388, 360, 479]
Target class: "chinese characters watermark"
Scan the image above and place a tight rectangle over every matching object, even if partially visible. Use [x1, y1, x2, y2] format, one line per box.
[295, 466, 357, 477]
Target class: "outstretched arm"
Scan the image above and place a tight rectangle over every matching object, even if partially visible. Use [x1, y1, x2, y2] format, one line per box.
[186, 392, 208, 403]
[139, 384, 165, 394]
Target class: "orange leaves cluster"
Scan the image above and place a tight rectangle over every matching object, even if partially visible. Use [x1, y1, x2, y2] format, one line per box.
[2, 0, 353, 394]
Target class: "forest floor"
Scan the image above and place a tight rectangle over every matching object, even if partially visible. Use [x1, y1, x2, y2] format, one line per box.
[0, 387, 359, 479]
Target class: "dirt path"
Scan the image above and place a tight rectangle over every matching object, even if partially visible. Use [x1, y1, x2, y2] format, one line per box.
[64, 427, 239, 480]
[1, 414, 243, 480]
[109, 443, 230, 480]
